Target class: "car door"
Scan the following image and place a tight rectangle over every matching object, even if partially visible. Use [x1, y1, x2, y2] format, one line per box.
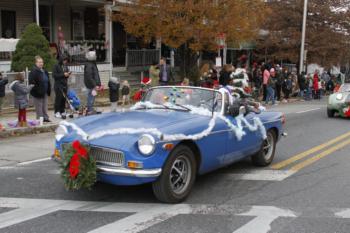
[222, 111, 262, 166]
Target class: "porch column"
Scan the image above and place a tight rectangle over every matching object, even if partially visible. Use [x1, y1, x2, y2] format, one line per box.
[105, 5, 111, 63]
[105, 3, 114, 78]
[35, 0, 40, 26]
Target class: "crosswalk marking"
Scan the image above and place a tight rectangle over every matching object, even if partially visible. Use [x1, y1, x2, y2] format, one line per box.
[220, 169, 296, 181]
[88, 204, 191, 233]
[0, 199, 78, 229]
[233, 206, 296, 233]
[1, 197, 350, 233]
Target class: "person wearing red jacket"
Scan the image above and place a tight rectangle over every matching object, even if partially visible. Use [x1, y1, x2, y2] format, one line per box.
[313, 70, 320, 99]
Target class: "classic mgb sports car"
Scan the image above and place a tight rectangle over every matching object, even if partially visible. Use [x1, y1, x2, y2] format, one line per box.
[327, 83, 350, 118]
[54, 86, 285, 203]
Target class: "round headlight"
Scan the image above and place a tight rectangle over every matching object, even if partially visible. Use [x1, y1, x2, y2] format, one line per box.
[138, 134, 156, 155]
[336, 93, 343, 100]
[55, 125, 68, 141]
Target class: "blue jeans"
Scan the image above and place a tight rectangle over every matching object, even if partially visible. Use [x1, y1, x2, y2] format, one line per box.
[87, 89, 95, 112]
[265, 87, 275, 105]
[305, 87, 312, 100]
[299, 89, 304, 98]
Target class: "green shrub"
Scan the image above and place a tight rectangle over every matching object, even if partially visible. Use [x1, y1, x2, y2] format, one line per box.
[11, 23, 55, 72]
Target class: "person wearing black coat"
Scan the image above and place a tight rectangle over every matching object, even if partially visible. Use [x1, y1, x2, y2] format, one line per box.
[29, 56, 51, 122]
[297, 72, 306, 97]
[84, 51, 101, 114]
[0, 72, 8, 114]
[219, 64, 233, 86]
[108, 76, 120, 112]
[53, 56, 70, 119]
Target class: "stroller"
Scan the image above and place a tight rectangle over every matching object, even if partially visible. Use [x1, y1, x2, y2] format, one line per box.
[62, 89, 81, 118]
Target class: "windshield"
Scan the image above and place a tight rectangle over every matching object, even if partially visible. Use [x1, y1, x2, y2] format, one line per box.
[142, 86, 223, 113]
[339, 84, 350, 92]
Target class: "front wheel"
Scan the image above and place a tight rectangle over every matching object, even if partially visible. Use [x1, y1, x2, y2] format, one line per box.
[152, 145, 197, 203]
[251, 129, 277, 166]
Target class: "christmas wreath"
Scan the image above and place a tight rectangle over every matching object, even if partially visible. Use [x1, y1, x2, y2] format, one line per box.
[60, 140, 97, 190]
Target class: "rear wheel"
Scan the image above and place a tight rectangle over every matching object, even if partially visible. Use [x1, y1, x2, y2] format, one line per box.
[251, 130, 277, 166]
[152, 145, 196, 203]
[327, 108, 335, 118]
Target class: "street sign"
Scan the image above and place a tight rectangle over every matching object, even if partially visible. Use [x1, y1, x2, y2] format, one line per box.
[216, 33, 226, 49]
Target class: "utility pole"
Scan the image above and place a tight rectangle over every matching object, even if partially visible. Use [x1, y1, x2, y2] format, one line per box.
[299, 0, 308, 74]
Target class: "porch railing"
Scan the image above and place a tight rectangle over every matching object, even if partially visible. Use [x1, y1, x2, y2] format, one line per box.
[126, 49, 160, 68]
[60, 40, 106, 63]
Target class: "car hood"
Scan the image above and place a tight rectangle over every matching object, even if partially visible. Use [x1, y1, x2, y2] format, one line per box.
[61, 109, 212, 150]
[329, 92, 350, 105]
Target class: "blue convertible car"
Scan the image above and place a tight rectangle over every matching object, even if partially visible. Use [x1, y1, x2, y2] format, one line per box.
[55, 86, 285, 203]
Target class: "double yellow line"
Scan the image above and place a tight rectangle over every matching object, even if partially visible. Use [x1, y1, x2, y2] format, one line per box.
[271, 131, 350, 172]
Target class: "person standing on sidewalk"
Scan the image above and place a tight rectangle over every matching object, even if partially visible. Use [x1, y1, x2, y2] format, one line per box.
[84, 50, 101, 115]
[108, 76, 120, 112]
[0, 72, 8, 114]
[53, 56, 70, 119]
[10, 73, 33, 127]
[298, 72, 306, 99]
[149, 61, 160, 87]
[274, 65, 282, 101]
[313, 70, 320, 99]
[29, 56, 51, 122]
[265, 68, 276, 105]
[159, 58, 173, 86]
[263, 65, 270, 101]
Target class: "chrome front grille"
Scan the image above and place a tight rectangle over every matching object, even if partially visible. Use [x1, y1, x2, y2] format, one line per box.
[60, 143, 124, 167]
[89, 146, 125, 167]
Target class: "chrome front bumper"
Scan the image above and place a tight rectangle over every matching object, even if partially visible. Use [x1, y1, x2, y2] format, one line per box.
[97, 165, 162, 178]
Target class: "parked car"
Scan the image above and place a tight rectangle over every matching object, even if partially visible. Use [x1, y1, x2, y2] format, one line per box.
[327, 83, 350, 118]
[54, 86, 285, 203]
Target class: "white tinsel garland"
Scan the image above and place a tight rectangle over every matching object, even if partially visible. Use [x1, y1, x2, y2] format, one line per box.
[59, 103, 266, 142]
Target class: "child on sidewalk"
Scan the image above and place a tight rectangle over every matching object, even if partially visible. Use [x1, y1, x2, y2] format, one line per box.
[9, 73, 33, 127]
[121, 80, 130, 106]
[108, 76, 120, 112]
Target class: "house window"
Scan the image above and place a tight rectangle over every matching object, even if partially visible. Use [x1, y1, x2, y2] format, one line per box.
[1, 10, 16, 38]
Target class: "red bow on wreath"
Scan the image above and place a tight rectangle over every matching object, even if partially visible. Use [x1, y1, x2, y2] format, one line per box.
[69, 140, 88, 179]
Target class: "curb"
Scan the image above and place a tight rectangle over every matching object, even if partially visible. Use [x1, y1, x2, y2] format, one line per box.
[0, 123, 58, 139]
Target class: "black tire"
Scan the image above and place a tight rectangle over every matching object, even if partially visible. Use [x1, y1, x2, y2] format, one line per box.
[327, 108, 335, 118]
[152, 145, 197, 203]
[251, 130, 277, 166]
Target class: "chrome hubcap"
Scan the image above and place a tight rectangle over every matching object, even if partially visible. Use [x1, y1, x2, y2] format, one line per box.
[170, 156, 191, 195]
[263, 133, 274, 161]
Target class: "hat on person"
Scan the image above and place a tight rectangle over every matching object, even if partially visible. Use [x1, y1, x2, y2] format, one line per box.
[85, 50, 96, 61]
[270, 68, 275, 73]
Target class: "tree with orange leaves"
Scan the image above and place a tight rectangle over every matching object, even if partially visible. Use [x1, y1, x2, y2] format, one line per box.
[115, 0, 266, 78]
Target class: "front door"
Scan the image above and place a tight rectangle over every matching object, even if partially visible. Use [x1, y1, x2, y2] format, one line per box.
[223, 113, 262, 165]
[113, 21, 127, 67]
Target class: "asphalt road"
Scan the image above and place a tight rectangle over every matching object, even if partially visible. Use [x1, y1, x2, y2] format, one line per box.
[1, 99, 350, 233]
